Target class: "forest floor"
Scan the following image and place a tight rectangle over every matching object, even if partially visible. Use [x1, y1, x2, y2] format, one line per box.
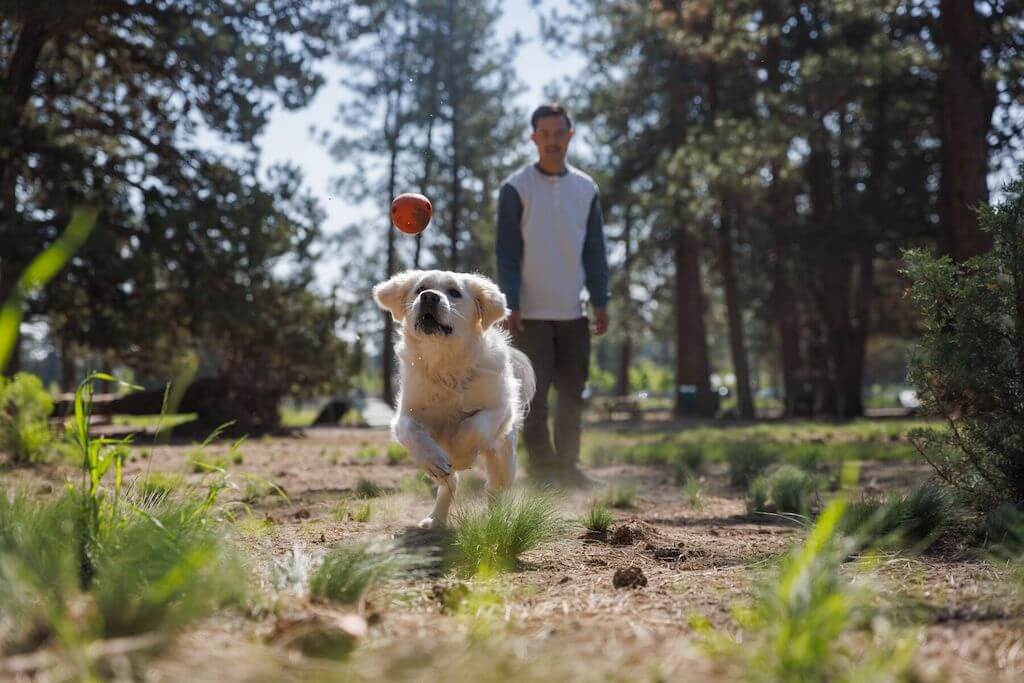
[4, 419, 1024, 682]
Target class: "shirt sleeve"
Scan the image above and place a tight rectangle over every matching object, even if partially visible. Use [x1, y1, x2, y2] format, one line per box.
[495, 182, 524, 311]
[583, 192, 610, 309]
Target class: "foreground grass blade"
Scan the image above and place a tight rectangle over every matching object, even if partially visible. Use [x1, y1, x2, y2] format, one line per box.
[0, 207, 98, 370]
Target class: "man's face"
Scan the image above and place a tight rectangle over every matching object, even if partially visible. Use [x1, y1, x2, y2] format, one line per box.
[530, 114, 573, 165]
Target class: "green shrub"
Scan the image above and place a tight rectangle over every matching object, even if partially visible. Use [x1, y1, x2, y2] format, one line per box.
[904, 167, 1024, 511]
[354, 445, 379, 460]
[310, 541, 410, 604]
[726, 441, 778, 487]
[747, 465, 816, 516]
[448, 492, 564, 575]
[386, 443, 408, 465]
[840, 484, 954, 550]
[0, 372, 54, 463]
[582, 502, 613, 534]
[354, 477, 383, 499]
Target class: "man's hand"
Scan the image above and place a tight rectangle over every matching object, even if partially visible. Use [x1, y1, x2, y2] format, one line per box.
[505, 310, 525, 333]
[592, 308, 609, 336]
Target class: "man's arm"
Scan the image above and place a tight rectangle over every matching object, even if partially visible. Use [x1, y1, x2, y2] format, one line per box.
[496, 183, 524, 325]
[582, 192, 610, 331]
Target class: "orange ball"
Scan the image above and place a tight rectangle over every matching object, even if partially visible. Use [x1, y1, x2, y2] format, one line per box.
[391, 193, 432, 235]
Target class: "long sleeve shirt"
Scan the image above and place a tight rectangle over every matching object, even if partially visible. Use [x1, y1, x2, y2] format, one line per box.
[495, 163, 610, 319]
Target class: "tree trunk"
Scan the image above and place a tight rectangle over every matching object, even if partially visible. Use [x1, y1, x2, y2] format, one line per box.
[445, 0, 460, 270]
[717, 197, 754, 419]
[381, 4, 413, 407]
[416, 19, 441, 271]
[940, 0, 991, 260]
[59, 334, 76, 392]
[0, 19, 49, 377]
[382, 140, 398, 406]
[673, 226, 715, 417]
[614, 207, 634, 396]
[769, 166, 802, 417]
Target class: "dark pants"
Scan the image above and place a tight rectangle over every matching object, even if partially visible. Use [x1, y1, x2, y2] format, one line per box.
[513, 318, 590, 477]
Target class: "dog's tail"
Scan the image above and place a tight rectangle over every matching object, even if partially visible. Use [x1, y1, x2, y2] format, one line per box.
[509, 348, 536, 416]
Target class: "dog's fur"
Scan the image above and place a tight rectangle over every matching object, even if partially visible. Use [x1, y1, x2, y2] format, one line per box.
[373, 270, 536, 529]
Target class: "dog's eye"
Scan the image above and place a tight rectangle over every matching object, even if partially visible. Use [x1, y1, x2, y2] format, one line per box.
[447, 288, 462, 299]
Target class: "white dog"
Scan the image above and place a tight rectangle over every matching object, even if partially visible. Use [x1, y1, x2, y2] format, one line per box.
[373, 270, 536, 529]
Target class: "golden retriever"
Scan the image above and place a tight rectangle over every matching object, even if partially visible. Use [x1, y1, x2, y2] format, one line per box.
[373, 270, 536, 529]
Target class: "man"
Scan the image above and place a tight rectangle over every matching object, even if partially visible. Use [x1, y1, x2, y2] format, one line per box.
[495, 103, 610, 487]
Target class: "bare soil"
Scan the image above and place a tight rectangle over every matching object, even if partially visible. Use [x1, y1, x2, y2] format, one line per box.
[7, 426, 1024, 682]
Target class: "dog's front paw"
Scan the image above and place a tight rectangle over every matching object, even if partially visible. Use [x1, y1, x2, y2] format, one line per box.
[421, 448, 453, 480]
[418, 515, 444, 530]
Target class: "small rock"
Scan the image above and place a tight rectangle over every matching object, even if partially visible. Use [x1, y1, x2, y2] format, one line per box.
[319, 533, 326, 544]
[558, 575, 571, 584]
[271, 612, 367, 660]
[37, 483, 53, 495]
[613, 566, 647, 589]
[293, 509, 311, 520]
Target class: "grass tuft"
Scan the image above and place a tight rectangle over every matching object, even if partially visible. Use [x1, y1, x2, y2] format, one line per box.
[448, 492, 564, 575]
[352, 502, 372, 522]
[747, 464, 816, 515]
[693, 498, 917, 680]
[0, 490, 244, 648]
[354, 477, 384, 499]
[726, 441, 778, 487]
[582, 502, 613, 534]
[309, 541, 411, 604]
[840, 483, 954, 550]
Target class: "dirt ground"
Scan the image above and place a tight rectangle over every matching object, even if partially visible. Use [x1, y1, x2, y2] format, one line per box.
[6, 425, 1024, 682]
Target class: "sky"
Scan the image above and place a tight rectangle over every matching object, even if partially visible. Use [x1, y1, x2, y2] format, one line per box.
[251, 0, 585, 251]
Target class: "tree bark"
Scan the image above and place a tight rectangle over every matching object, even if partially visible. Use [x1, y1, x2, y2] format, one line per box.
[769, 167, 802, 417]
[717, 196, 755, 419]
[673, 226, 715, 417]
[939, 0, 992, 260]
[614, 207, 634, 396]
[0, 18, 49, 376]
[381, 4, 414, 407]
[59, 334, 76, 392]
[445, 0, 461, 270]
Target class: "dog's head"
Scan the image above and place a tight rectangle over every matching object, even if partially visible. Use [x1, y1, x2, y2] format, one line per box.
[373, 270, 508, 343]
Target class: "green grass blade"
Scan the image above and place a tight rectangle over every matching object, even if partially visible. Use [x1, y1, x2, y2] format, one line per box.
[0, 207, 98, 370]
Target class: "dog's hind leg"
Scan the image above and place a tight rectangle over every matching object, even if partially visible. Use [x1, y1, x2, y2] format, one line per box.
[419, 471, 458, 530]
[483, 434, 517, 497]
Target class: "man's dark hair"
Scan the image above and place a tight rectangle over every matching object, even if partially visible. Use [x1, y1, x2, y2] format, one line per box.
[531, 103, 573, 131]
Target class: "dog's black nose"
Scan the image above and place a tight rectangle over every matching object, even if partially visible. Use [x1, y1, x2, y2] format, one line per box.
[420, 290, 440, 306]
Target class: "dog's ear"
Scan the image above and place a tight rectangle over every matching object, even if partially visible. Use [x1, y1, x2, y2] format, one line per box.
[373, 270, 423, 321]
[464, 274, 509, 330]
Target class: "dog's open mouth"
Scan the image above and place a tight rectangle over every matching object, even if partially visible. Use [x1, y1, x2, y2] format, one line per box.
[415, 311, 453, 336]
